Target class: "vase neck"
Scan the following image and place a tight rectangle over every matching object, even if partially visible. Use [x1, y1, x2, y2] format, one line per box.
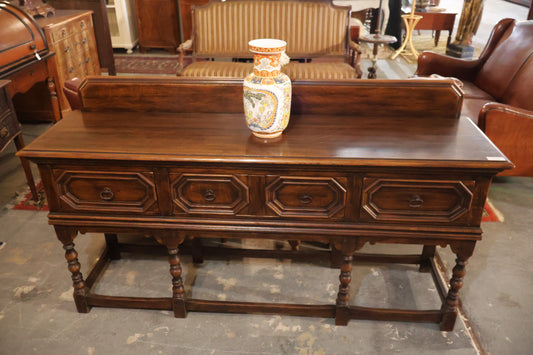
[253, 53, 282, 77]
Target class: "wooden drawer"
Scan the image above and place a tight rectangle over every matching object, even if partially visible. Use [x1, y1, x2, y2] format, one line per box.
[49, 14, 91, 43]
[170, 173, 250, 215]
[55, 170, 159, 214]
[360, 177, 474, 223]
[266, 176, 347, 218]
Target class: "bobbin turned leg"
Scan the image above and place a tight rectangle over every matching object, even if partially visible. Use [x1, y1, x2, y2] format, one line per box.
[334, 238, 364, 326]
[54, 226, 89, 313]
[440, 241, 476, 331]
[159, 232, 187, 318]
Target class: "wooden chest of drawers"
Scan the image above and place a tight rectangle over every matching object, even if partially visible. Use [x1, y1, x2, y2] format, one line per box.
[40, 10, 101, 113]
[12, 10, 101, 121]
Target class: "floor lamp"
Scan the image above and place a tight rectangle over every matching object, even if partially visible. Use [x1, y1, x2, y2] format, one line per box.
[391, 0, 422, 60]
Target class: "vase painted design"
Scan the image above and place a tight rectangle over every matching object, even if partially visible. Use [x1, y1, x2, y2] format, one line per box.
[243, 39, 292, 139]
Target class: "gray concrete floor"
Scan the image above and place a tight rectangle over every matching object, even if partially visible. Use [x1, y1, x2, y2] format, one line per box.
[1, 1, 532, 354]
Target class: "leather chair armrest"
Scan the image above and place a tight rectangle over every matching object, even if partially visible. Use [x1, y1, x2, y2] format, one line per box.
[478, 102, 533, 176]
[63, 77, 83, 110]
[415, 51, 482, 81]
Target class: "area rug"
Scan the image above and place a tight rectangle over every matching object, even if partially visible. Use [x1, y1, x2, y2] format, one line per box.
[11, 182, 48, 211]
[10, 182, 504, 222]
[114, 55, 181, 75]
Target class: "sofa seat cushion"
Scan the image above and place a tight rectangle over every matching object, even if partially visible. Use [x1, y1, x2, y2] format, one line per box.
[461, 81, 495, 100]
[181, 61, 359, 80]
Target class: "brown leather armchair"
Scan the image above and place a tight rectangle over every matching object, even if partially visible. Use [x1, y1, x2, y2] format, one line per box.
[416, 18, 533, 176]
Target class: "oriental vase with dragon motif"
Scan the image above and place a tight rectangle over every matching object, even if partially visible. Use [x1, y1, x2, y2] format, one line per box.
[243, 39, 292, 139]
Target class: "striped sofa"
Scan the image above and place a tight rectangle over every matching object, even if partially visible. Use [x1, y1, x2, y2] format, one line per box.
[177, 0, 362, 79]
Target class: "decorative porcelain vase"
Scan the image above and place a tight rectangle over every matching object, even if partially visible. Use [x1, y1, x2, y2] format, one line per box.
[243, 39, 292, 139]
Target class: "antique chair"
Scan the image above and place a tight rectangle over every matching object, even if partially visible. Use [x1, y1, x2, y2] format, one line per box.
[416, 18, 533, 176]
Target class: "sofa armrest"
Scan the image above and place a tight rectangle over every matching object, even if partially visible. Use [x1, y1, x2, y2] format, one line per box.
[415, 51, 482, 81]
[478, 102, 533, 176]
[177, 39, 193, 75]
[348, 40, 362, 78]
[63, 77, 83, 110]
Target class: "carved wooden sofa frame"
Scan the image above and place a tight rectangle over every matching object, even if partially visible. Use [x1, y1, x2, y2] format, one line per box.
[176, 0, 362, 79]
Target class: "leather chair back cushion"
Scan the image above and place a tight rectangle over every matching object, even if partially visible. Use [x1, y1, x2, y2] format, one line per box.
[475, 20, 533, 100]
[502, 54, 533, 111]
[192, 1, 350, 58]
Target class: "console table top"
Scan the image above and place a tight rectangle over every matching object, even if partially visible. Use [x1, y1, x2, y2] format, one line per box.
[20, 110, 512, 170]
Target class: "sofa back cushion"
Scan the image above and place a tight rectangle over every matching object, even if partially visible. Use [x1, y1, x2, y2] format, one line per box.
[475, 20, 533, 100]
[192, 0, 350, 58]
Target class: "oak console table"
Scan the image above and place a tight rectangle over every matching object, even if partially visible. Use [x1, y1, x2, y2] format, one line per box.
[19, 77, 512, 331]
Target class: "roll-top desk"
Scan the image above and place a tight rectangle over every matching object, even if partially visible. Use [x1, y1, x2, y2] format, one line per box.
[18, 78, 513, 331]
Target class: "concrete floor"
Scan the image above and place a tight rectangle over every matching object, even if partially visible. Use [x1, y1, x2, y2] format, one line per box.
[1, 0, 532, 354]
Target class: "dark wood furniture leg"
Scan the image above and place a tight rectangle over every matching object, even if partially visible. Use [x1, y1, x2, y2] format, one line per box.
[104, 233, 121, 260]
[334, 238, 363, 326]
[13, 134, 38, 201]
[54, 226, 90, 313]
[419, 245, 436, 272]
[46, 75, 61, 123]
[162, 233, 187, 318]
[440, 241, 476, 331]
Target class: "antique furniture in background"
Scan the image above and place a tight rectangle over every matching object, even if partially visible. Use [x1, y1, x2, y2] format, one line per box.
[414, 11, 456, 47]
[417, 18, 533, 176]
[46, 0, 116, 75]
[177, 0, 362, 79]
[134, 0, 180, 53]
[0, 0, 61, 123]
[105, 0, 138, 53]
[391, 0, 422, 59]
[13, 10, 101, 121]
[20, 76, 512, 331]
[356, 1, 397, 79]
[10, 0, 55, 17]
[0, 80, 38, 201]
[179, 0, 208, 44]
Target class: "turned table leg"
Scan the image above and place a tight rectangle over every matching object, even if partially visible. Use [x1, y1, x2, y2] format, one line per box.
[47, 76, 61, 122]
[54, 226, 89, 313]
[334, 238, 364, 326]
[159, 232, 187, 318]
[440, 241, 476, 331]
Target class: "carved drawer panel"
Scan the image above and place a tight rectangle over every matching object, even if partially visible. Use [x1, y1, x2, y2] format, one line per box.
[171, 174, 250, 215]
[56, 170, 158, 214]
[361, 178, 474, 223]
[266, 176, 347, 218]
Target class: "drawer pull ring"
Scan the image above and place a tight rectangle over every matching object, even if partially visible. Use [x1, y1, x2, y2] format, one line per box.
[204, 189, 216, 202]
[100, 187, 114, 201]
[409, 195, 423, 208]
[0, 126, 9, 138]
[64, 46, 70, 53]
[299, 194, 313, 204]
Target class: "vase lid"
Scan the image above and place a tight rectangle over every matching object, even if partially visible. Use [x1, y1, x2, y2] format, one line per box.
[249, 39, 287, 54]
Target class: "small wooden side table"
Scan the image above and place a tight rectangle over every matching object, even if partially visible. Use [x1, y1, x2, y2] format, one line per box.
[359, 34, 397, 79]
